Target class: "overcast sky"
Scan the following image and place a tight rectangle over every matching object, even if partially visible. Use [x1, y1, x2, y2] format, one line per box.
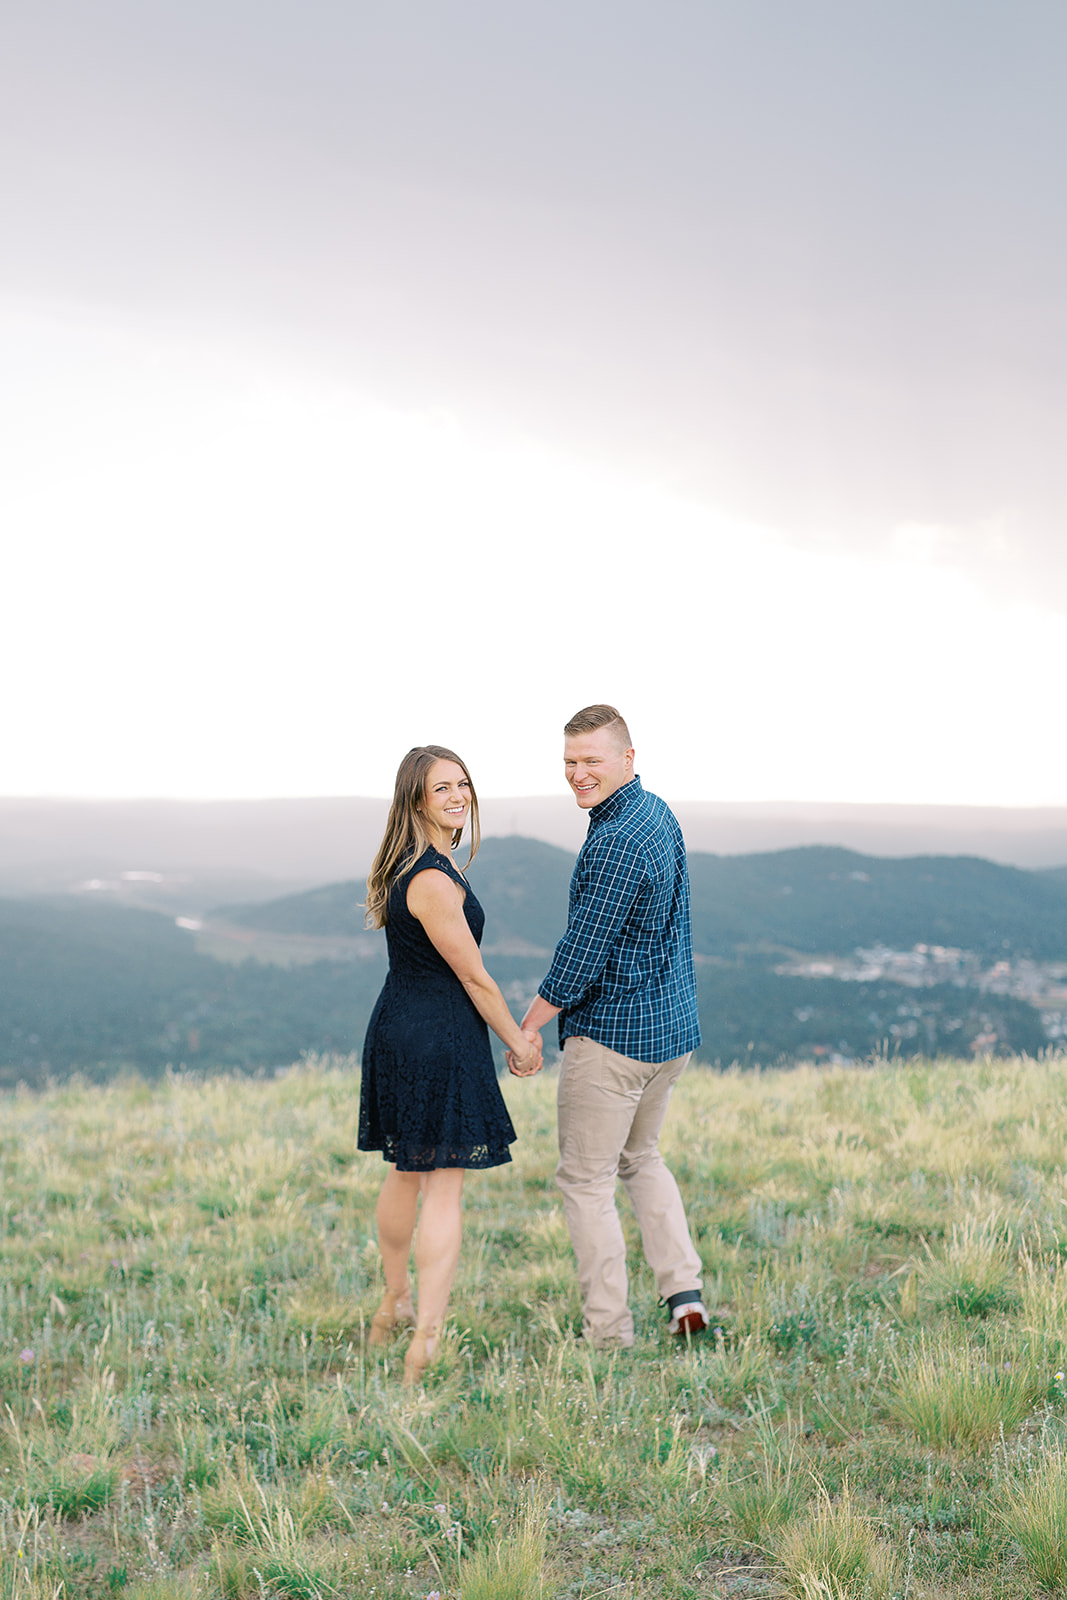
[3, 2, 1065, 804]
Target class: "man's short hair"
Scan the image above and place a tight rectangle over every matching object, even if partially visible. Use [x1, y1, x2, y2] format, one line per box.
[564, 704, 632, 749]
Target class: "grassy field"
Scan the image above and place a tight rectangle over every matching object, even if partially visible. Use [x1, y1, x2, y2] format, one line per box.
[4, 1053, 1067, 1598]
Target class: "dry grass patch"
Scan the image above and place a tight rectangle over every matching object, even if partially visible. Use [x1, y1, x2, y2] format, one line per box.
[774, 1485, 901, 1600]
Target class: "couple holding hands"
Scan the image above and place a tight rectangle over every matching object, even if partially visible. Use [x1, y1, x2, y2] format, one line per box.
[357, 704, 708, 1385]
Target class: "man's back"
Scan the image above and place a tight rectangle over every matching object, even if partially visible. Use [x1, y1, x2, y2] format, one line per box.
[540, 777, 700, 1062]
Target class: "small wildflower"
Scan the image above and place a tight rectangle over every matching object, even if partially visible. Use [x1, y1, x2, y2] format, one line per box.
[1056, 1371, 1064, 1382]
[19, 1348, 34, 1364]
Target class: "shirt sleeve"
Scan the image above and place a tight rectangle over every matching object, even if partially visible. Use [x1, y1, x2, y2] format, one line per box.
[538, 834, 647, 1010]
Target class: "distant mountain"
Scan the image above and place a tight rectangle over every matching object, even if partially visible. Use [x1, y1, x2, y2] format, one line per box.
[686, 847, 1067, 960]
[0, 897, 383, 1088]
[215, 839, 1067, 963]
[3, 839, 1064, 1085]
[3, 795, 1067, 901]
[210, 837, 573, 954]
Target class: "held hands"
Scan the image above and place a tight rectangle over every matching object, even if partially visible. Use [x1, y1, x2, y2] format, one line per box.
[507, 1029, 543, 1078]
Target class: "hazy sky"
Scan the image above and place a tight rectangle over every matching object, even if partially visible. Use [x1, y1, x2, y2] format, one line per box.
[3, 2, 1065, 804]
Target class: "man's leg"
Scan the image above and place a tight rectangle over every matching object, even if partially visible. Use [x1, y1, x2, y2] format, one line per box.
[616, 1052, 704, 1315]
[556, 1035, 646, 1346]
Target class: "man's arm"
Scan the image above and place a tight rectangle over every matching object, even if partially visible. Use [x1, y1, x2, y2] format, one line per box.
[520, 994, 560, 1034]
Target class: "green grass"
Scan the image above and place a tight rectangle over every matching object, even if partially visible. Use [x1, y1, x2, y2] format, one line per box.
[3, 1051, 1067, 1596]
[995, 1446, 1067, 1592]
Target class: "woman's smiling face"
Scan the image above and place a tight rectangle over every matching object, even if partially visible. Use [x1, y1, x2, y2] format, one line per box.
[421, 758, 472, 845]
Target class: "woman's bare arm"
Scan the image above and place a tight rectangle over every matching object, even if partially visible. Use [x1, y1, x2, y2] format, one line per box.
[406, 870, 542, 1074]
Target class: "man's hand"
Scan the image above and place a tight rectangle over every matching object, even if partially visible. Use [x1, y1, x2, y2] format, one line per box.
[507, 1029, 544, 1078]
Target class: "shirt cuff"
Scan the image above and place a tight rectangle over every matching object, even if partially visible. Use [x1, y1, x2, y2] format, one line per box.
[538, 978, 573, 1009]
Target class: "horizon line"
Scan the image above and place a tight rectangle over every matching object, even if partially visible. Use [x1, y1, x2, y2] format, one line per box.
[2, 793, 1067, 814]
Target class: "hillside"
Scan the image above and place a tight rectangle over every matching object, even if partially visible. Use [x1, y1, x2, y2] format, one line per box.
[0, 898, 384, 1088]
[3, 839, 1064, 1083]
[687, 846, 1067, 959]
[215, 839, 1067, 961]
[211, 836, 573, 953]
[207, 838, 1058, 1070]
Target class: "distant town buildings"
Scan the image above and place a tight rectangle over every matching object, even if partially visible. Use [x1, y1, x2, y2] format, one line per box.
[776, 944, 1067, 1043]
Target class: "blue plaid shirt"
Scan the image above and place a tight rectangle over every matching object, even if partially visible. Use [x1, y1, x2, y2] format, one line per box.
[538, 777, 701, 1063]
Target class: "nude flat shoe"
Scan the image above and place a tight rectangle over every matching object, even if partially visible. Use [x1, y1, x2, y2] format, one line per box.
[368, 1286, 416, 1347]
[402, 1326, 439, 1387]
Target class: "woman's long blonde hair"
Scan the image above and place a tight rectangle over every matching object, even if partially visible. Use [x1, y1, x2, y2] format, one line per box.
[364, 745, 481, 928]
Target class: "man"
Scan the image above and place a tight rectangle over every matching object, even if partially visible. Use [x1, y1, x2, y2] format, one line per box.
[514, 704, 708, 1348]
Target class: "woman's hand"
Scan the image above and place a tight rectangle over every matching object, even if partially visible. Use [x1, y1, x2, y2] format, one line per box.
[507, 1029, 543, 1078]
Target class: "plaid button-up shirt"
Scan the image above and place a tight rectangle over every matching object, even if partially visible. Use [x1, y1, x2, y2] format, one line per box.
[538, 777, 701, 1063]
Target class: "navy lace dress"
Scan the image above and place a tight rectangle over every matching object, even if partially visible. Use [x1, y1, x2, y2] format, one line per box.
[358, 848, 517, 1171]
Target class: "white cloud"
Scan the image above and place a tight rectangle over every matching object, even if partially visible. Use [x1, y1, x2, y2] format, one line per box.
[3, 301, 1064, 805]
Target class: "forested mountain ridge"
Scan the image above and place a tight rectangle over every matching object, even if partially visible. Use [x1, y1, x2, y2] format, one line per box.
[2, 839, 1064, 1086]
[214, 838, 1067, 960]
[211, 837, 573, 953]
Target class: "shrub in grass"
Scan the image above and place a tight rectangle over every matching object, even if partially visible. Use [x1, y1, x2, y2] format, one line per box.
[716, 1422, 808, 1551]
[718, 1458, 806, 1550]
[1020, 1247, 1067, 1366]
[775, 1487, 900, 1600]
[174, 1418, 223, 1489]
[48, 1462, 116, 1518]
[919, 1215, 1018, 1317]
[889, 1334, 1042, 1451]
[211, 1508, 363, 1599]
[996, 1451, 1067, 1593]
[457, 1503, 550, 1600]
[15, 1455, 117, 1518]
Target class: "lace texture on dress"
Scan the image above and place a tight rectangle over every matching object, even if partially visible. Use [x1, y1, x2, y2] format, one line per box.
[358, 849, 516, 1172]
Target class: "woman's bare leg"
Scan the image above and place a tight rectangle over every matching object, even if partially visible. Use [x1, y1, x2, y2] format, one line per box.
[413, 1167, 466, 1347]
[376, 1165, 420, 1308]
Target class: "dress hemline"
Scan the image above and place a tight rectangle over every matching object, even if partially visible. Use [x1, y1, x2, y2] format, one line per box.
[360, 1136, 515, 1173]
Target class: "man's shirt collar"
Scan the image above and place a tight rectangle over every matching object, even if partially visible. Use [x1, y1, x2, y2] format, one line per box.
[587, 775, 643, 830]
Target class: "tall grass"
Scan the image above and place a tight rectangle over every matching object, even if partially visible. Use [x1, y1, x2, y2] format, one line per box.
[2, 1051, 1067, 1595]
[889, 1332, 1043, 1451]
[996, 1449, 1067, 1592]
[775, 1483, 900, 1600]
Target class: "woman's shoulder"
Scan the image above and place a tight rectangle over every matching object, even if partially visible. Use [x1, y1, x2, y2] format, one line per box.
[393, 847, 463, 897]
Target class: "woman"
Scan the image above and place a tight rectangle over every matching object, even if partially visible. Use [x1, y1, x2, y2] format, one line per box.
[358, 744, 541, 1385]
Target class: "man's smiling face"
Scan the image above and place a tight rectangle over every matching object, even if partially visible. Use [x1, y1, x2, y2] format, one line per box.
[563, 727, 635, 810]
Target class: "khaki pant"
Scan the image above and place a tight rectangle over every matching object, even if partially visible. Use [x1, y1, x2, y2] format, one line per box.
[555, 1035, 703, 1347]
